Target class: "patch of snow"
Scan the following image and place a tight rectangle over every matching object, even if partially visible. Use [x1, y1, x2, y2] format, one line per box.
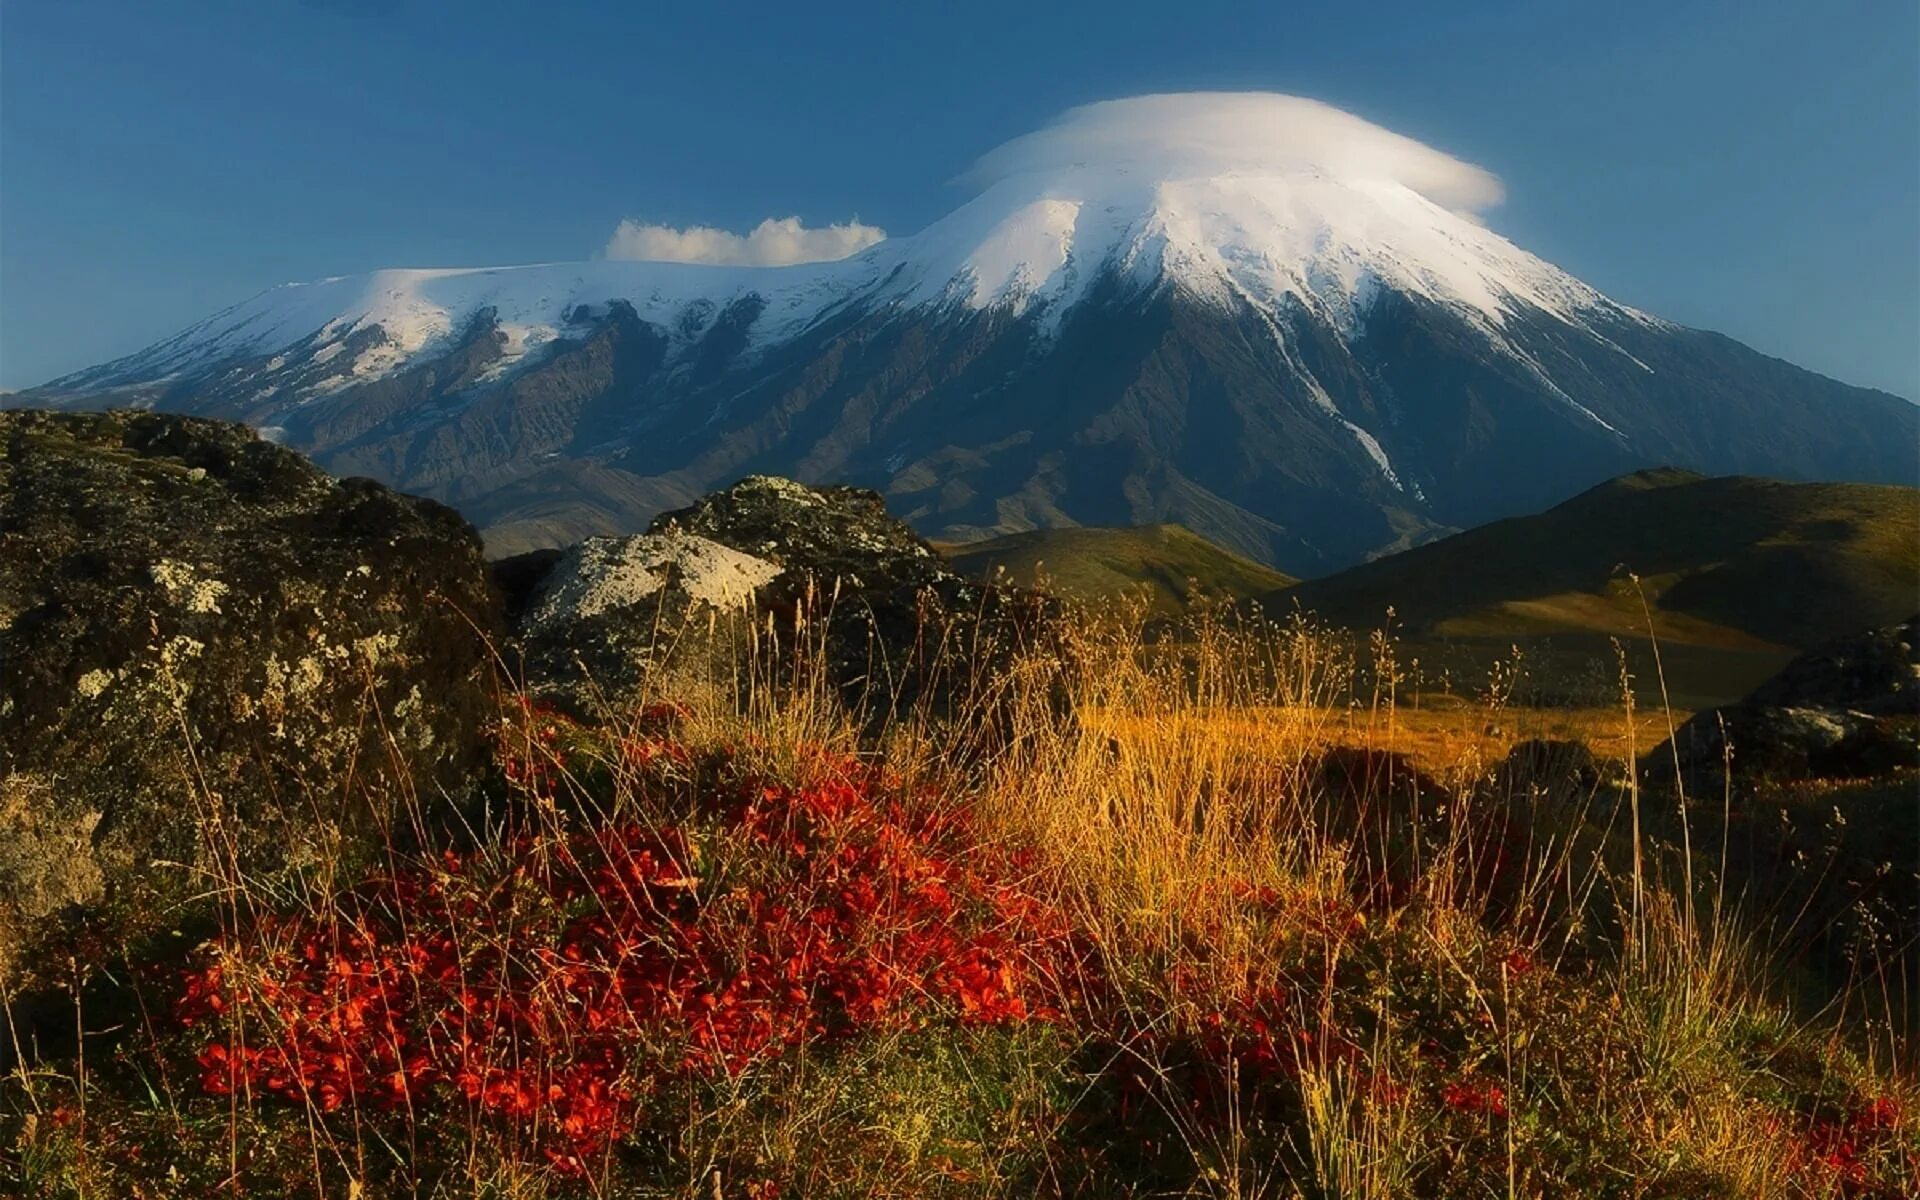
[1338, 419, 1405, 491]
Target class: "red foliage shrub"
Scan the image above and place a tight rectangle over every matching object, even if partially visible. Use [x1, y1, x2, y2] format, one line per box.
[1440, 1077, 1508, 1119]
[1779, 1094, 1912, 1194]
[176, 734, 1077, 1177]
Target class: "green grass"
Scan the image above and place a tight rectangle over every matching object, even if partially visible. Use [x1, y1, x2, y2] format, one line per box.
[943, 523, 1297, 614]
[1274, 469, 1920, 653]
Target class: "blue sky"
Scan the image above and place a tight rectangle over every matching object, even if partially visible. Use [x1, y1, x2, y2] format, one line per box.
[3, 0, 1915, 397]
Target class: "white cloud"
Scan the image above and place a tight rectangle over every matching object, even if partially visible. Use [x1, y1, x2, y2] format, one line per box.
[963, 92, 1505, 215]
[602, 215, 886, 266]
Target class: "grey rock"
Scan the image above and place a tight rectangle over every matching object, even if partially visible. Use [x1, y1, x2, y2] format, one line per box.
[1647, 617, 1920, 793]
[508, 531, 780, 711]
[0, 409, 502, 984]
[504, 475, 1062, 726]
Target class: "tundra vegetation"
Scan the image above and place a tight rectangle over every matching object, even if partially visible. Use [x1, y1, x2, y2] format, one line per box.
[3, 601, 1914, 1199]
[0, 413, 1913, 1199]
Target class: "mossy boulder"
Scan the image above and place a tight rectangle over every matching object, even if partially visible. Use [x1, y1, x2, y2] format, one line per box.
[0, 410, 503, 984]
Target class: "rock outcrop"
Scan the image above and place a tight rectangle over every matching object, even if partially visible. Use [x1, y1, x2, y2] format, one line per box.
[503, 476, 1061, 723]
[1647, 616, 1920, 793]
[0, 410, 502, 982]
[504, 531, 781, 709]
[1487, 739, 1602, 806]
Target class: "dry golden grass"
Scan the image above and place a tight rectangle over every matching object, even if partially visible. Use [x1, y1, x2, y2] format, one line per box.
[5, 603, 1914, 1199]
[1091, 700, 1686, 780]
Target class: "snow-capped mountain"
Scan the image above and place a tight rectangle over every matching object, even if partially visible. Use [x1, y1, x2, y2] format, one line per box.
[22, 94, 1917, 570]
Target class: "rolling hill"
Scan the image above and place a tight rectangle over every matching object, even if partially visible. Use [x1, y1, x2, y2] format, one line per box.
[1270, 469, 1919, 653]
[936, 471, 1917, 707]
[942, 523, 1297, 613]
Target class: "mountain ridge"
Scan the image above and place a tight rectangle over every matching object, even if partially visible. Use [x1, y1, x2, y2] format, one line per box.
[19, 95, 1917, 570]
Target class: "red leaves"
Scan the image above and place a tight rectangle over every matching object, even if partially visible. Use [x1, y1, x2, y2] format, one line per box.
[1440, 1078, 1508, 1119]
[177, 735, 1074, 1177]
[1854, 1094, 1902, 1134]
[1779, 1095, 1910, 1192]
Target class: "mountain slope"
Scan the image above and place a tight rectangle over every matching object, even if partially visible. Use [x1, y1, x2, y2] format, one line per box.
[19, 94, 1918, 569]
[1272, 469, 1920, 652]
[943, 523, 1297, 613]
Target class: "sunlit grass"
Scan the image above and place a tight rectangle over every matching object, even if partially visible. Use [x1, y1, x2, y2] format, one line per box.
[4, 601, 1913, 1198]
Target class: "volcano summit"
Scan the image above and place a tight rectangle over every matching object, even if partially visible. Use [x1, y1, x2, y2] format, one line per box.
[23, 94, 1916, 570]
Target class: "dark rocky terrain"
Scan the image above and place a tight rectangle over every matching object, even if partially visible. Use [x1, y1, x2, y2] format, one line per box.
[23, 282, 1919, 575]
[0, 410, 502, 984]
[1, 417, 1061, 986]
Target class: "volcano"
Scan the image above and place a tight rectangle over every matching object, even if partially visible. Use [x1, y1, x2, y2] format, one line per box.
[21, 93, 1916, 570]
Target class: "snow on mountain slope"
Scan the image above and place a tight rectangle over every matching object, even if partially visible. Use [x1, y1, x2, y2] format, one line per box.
[57, 257, 879, 399]
[58, 94, 1655, 407]
[885, 161, 1647, 338]
[24, 93, 1915, 571]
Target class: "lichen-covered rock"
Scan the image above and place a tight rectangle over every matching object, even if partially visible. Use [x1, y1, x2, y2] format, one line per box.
[0, 410, 502, 983]
[527, 532, 781, 629]
[648, 475, 949, 590]
[1647, 617, 1920, 794]
[656, 476, 1062, 723]
[0, 776, 104, 959]
[504, 475, 1062, 724]
[506, 531, 780, 709]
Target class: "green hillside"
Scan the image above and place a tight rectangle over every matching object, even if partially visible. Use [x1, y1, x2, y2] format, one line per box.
[944, 523, 1298, 614]
[1275, 470, 1918, 651]
[1268, 470, 1919, 708]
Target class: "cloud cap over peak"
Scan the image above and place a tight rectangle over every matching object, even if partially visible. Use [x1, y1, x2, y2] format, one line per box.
[963, 92, 1505, 214]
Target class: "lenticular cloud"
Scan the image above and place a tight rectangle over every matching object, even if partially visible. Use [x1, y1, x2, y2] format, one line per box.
[603, 215, 886, 266]
[601, 94, 1503, 267]
[962, 92, 1506, 215]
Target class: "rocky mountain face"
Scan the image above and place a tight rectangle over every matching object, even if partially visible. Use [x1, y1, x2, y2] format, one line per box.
[18, 97, 1918, 572]
[26, 277, 1917, 576]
